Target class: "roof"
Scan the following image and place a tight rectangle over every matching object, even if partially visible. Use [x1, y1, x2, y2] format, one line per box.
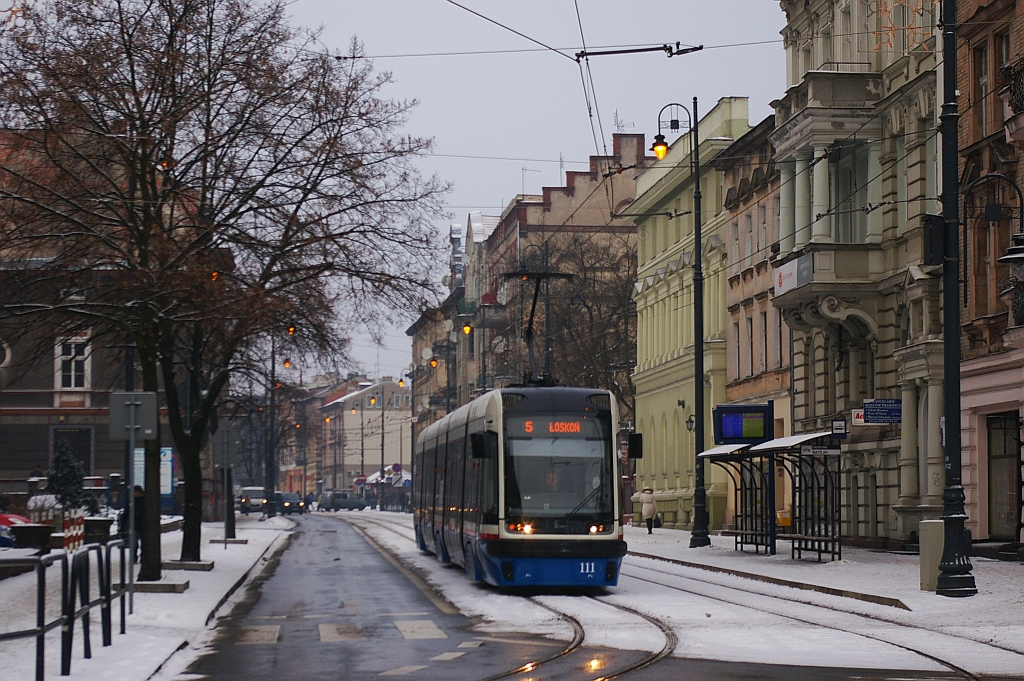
[468, 211, 500, 243]
[749, 432, 834, 452]
[697, 443, 749, 458]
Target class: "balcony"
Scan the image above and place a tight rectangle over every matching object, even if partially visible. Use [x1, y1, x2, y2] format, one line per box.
[1003, 60, 1024, 143]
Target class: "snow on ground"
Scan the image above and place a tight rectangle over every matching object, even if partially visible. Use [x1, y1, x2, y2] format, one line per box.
[0, 514, 292, 681]
[344, 511, 1024, 676]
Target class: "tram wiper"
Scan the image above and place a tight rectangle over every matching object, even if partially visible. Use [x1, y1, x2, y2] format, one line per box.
[559, 485, 602, 524]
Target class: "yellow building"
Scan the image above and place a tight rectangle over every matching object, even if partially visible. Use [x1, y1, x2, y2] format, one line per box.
[631, 97, 751, 529]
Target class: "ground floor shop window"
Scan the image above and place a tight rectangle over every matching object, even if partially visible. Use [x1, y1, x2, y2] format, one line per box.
[987, 412, 1022, 542]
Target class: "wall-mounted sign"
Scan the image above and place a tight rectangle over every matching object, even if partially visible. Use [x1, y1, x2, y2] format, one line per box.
[863, 398, 902, 424]
[774, 253, 813, 295]
[852, 409, 866, 426]
[831, 418, 847, 440]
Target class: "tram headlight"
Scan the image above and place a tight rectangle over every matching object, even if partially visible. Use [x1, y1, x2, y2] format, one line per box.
[588, 524, 605, 534]
[523, 524, 533, 534]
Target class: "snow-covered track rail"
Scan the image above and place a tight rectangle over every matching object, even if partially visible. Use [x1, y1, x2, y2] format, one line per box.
[622, 561, 987, 681]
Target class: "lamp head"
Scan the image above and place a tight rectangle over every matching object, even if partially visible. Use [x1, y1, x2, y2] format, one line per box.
[686, 414, 695, 432]
[287, 325, 296, 335]
[429, 358, 438, 368]
[998, 232, 1024, 281]
[462, 323, 472, 335]
[651, 134, 668, 161]
[397, 378, 405, 388]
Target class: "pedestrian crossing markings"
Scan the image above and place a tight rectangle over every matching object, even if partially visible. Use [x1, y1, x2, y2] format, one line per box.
[319, 623, 361, 641]
[235, 626, 280, 644]
[393, 620, 447, 640]
[380, 665, 428, 676]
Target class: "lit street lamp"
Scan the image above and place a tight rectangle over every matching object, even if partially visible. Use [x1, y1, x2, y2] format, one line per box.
[652, 99, 710, 548]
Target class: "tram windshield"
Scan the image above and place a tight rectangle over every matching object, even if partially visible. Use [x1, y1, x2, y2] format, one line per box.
[504, 415, 614, 533]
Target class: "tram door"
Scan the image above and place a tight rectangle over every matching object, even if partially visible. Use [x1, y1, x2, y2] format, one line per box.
[445, 428, 465, 565]
[987, 413, 1022, 541]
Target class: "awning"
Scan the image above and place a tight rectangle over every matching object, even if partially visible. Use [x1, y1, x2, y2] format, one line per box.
[749, 432, 834, 452]
[698, 443, 750, 458]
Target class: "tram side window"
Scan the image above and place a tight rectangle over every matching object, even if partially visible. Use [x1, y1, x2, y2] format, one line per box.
[413, 447, 423, 510]
[425, 443, 437, 517]
[480, 436, 498, 524]
[464, 433, 479, 521]
[434, 436, 447, 520]
[447, 435, 463, 517]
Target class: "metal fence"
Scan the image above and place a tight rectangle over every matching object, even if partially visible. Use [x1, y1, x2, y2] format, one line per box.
[0, 539, 127, 680]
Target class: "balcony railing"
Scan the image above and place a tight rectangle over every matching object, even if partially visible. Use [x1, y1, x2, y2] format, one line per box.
[1009, 60, 1024, 115]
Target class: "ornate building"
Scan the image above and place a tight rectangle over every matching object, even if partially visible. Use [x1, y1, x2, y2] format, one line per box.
[772, 0, 942, 544]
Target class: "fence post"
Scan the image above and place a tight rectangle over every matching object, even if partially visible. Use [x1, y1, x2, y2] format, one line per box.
[61, 551, 74, 676]
[34, 561, 45, 681]
[98, 545, 111, 646]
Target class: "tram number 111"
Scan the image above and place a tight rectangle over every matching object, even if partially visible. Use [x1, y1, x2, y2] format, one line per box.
[579, 561, 596, 575]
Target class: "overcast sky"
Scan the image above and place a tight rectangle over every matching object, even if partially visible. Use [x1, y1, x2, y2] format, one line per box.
[286, 0, 787, 380]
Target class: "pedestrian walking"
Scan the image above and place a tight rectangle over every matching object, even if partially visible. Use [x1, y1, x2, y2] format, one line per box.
[639, 487, 656, 535]
[305, 491, 314, 513]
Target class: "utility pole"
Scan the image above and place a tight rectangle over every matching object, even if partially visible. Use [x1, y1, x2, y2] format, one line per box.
[379, 388, 386, 511]
[936, 0, 976, 597]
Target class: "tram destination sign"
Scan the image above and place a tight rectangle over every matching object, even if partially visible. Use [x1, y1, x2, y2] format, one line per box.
[862, 398, 902, 424]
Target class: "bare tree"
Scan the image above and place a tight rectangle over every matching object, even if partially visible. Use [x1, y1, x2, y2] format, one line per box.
[0, 0, 446, 573]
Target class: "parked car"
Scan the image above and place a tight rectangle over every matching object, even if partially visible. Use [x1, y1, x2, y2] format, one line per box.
[321, 490, 367, 511]
[0, 513, 31, 548]
[239, 487, 266, 514]
[274, 492, 305, 515]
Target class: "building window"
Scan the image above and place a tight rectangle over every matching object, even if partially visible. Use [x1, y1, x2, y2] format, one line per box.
[57, 339, 88, 389]
[394, 394, 401, 408]
[976, 45, 989, 138]
[732, 322, 741, 381]
[760, 311, 768, 374]
[745, 317, 754, 378]
[404, 394, 411, 407]
[833, 144, 869, 243]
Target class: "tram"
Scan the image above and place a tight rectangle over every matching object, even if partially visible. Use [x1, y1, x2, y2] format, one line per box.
[413, 386, 628, 588]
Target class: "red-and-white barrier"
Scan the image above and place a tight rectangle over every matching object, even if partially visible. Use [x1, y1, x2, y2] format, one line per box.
[62, 509, 85, 551]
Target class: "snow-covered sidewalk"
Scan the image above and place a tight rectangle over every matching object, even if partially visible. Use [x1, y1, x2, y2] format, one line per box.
[0, 514, 292, 681]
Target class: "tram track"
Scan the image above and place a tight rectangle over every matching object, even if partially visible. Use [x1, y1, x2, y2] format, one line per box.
[331, 513, 680, 681]
[329, 513, 1013, 681]
[620, 561, 997, 681]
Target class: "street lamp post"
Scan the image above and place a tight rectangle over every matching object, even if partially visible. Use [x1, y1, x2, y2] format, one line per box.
[936, 0, 976, 597]
[379, 388, 386, 511]
[265, 336, 276, 517]
[652, 99, 710, 548]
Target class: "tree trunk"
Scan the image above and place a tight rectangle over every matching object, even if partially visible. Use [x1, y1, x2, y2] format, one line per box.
[179, 438, 204, 561]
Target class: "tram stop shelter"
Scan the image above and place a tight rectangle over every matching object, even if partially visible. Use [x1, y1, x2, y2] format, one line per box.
[699, 432, 842, 562]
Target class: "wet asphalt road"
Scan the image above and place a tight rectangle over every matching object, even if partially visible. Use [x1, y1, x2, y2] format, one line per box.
[178, 514, 971, 681]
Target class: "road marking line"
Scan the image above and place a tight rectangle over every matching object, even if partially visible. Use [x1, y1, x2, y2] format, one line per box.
[394, 620, 448, 640]
[430, 652, 465, 661]
[318, 623, 361, 641]
[474, 636, 561, 647]
[458, 641, 483, 648]
[376, 611, 429, 617]
[303, 614, 332, 619]
[380, 665, 428, 676]
[235, 625, 279, 644]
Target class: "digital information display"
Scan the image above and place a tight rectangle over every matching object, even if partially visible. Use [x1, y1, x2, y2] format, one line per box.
[720, 412, 765, 440]
[712, 403, 774, 445]
[509, 417, 593, 437]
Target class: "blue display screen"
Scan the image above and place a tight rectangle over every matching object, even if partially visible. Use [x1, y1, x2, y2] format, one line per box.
[720, 412, 766, 440]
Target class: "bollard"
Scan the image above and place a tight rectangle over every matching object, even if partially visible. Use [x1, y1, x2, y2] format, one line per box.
[919, 519, 944, 591]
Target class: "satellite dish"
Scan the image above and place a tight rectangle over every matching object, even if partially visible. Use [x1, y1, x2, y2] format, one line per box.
[420, 395, 430, 407]
[408, 363, 416, 372]
[449, 332, 458, 342]
[443, 320, 453, 332]
[421, 348, 433, 360]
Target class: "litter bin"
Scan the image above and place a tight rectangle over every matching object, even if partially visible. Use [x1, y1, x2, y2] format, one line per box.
[919, 519, 944, 591]
[776, 510, 792, 527]
[84, 517, 115, 545]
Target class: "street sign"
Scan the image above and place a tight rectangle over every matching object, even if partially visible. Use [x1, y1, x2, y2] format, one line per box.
[133, 446, 174, 494]
[109, 391, 159, 441]
[392, 463, 402, 473]
[831, 418, 847, 440]
[356, 474, 367, 483]
[863, 398, 902, 424]
[801, 446, 841, 457]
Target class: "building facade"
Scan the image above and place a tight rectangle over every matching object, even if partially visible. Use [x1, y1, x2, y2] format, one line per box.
[631, 97, 751, 529]
[772, 0, 942, 543]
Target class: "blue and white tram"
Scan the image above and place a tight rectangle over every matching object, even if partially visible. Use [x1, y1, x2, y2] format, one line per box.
[413, 387, 627, 588]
